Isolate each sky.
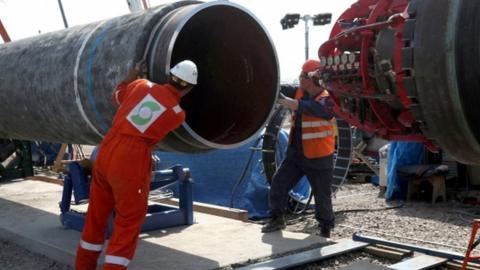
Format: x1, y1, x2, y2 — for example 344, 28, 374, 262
0, 0, 353, 82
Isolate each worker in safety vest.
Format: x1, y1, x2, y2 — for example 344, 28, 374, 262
75, 60, 198, 270
262, 59, 335, 238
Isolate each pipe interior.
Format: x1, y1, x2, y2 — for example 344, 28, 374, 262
171, 5, 278, 145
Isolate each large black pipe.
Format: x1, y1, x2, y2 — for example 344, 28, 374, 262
411, 0, 480, 164
0, 1, 279, 153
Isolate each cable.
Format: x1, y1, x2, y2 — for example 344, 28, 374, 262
459, 213, 476, 224
229, 137, 262, 208
334, 203, 404, 214
298, 203, 404, 216
334, 191, 380, 199
288, 191, 313, 215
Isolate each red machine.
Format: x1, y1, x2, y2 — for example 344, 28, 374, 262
318, 0, 480, 165
0, 18, 11, 42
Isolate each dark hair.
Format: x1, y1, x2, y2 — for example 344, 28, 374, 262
169, 75, 191, 90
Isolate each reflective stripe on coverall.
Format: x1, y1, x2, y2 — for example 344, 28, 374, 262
75, 79, 185, 270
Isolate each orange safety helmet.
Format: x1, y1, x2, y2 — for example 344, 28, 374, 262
302, 59, 321, 73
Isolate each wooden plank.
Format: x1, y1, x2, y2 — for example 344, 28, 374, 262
235, 239, 369, 270
375, 244, 414, 255
389, 255, 448, 270
353, 149, 379, 175
364, 246, 411, 261
25, 175, 63, 186
341, 260, 390, 270
52, 144, 68, 172
446, 260, 480, 270
23, 176, 248, 222
162, 198, 249, 222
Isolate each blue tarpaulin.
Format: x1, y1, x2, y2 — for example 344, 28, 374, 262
30, 142, 63, 166
385, 141, 425, 200
154, 130, 310, 219
89, 130, 310, 219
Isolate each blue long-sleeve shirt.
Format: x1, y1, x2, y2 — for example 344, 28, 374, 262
280, 85, 334, 120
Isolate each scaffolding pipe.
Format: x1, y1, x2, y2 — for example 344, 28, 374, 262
0, 1, 279, 153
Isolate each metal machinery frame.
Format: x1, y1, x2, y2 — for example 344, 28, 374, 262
319, 0, 427, 145
0, 18, 10, 43
0, 19, 34, 182
318, 0, 480, 165
0, 140, 33, 181
353, 233, 465, 261
60, 164, 193, 234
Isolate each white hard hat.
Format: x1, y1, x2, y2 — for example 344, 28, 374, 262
170, 60, 198, 85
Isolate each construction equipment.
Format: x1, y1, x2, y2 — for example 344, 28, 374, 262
1, 0, 479, 166
317, 0, 480, 165
60, 163, 193, 233
0, 18, 10, 42
462, 219, 480, 269
0, 140, 33, 181
0, 1, 279, 153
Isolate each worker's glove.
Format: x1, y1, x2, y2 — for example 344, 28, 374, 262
277, 93, 298, 110
134, 60, 148, 78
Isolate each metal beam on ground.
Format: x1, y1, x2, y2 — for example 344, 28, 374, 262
389, 255, 448, 270
353, 233, 465, 261
235, 239, 369, 270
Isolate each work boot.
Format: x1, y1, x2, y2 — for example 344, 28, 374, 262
261, 215, 286, 233
319, 227, 331, 238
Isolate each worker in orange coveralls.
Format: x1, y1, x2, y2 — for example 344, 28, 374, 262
75, 59, 198, 270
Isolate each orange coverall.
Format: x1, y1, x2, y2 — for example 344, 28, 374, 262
75, 79, 185, 270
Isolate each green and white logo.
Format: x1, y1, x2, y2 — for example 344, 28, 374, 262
127, 94, 165, 133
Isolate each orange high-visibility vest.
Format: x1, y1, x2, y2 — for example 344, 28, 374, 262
290, 89, 335, 158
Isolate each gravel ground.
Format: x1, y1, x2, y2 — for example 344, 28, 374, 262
289, 182, 473, 253
0, 182, 476, 269
283, 182, 474, 269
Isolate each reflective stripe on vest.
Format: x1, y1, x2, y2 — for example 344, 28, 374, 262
302, 120, 331, 128
105, 255, 130, 266
291, 88, 335, 158
79, 240, 103, 252
302, 130, 334, 140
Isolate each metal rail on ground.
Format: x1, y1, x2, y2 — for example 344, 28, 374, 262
231, 234, 472, 270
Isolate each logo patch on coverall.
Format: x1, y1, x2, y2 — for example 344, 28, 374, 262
127, 94, 165, 133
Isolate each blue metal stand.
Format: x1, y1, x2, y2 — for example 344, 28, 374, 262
60, 164, 194, 234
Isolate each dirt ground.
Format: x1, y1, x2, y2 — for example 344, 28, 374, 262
0, 181, 475, 269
